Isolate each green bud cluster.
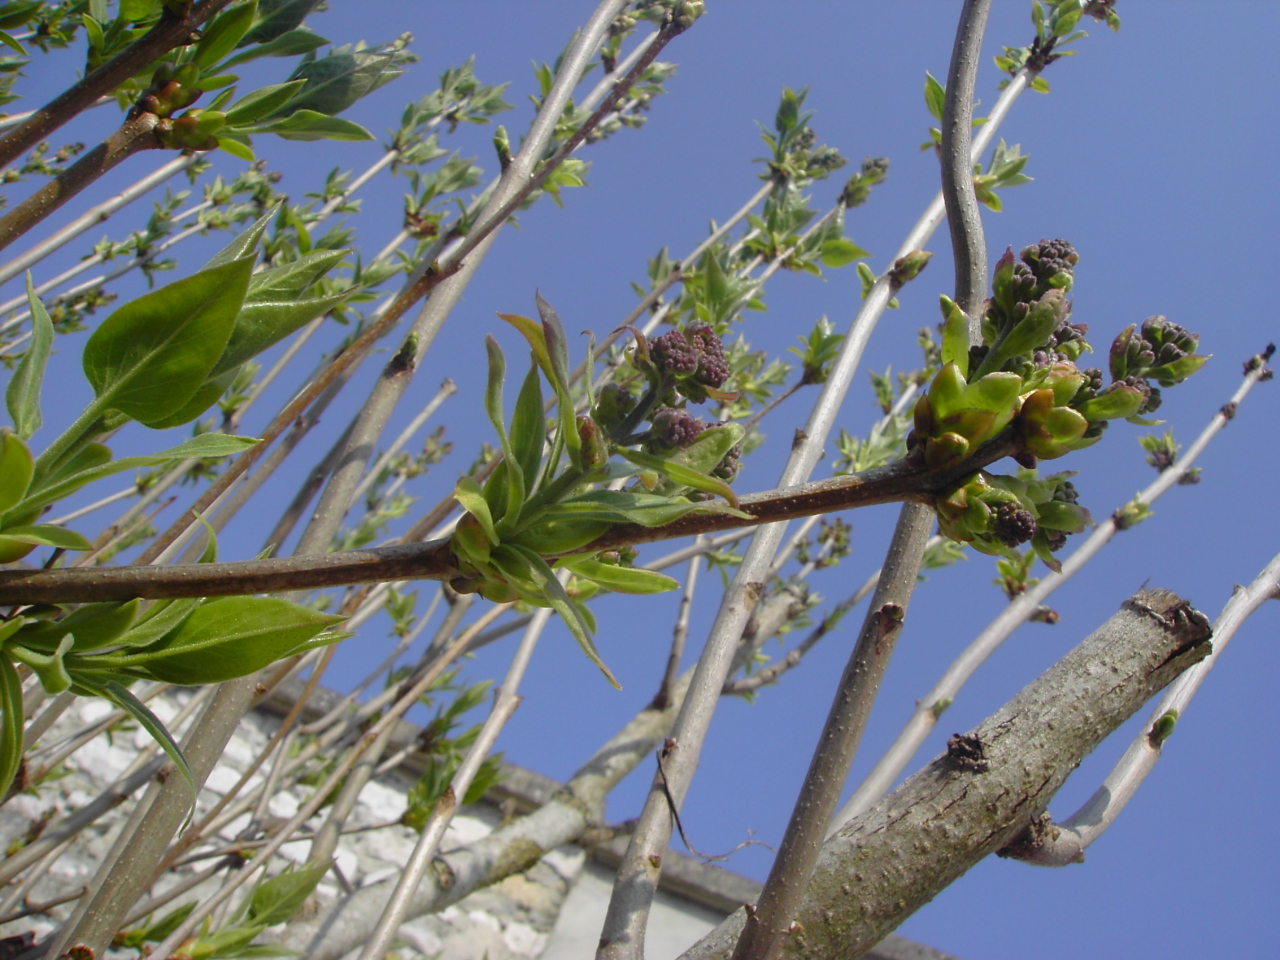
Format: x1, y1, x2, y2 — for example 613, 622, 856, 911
839, 156, 890, 208
136, 62, 203, 119
935, 470, 1091, 571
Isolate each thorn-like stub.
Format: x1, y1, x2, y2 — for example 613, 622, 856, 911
997, 811, 1060, 860
946, 732, 990, 772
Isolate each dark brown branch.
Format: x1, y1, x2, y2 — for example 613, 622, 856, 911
0, 0, 233, 170
0, 115, 162, 253
680, 588, 1214, 959
0, 437, 1016, 605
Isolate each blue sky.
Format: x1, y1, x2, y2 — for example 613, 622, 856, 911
11, 2, 1280, 958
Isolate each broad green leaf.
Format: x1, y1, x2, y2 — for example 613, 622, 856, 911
276, 40, 411, 117
239, 109, 374, 141
110, 596, 342, 685
77, 676, 196, 812
486, 544, 544, 602
212, 291, 349, 378
194, 0, 257, 69
455, 476, 499, 546
204, 206, 275, 270
142, 367, 238, 430
509, 543, 619, 689
510, 362, 545, 492
0, 656, 24, 799
0, 431, 33, 515
245, 248, 346, 302
616, 447, 740, 507
224, 79, 307, 126
563, 558, 678, 595
0, 524, 91, 551
8, 274, 53, 438
17, 434, 259, 515
247, 859, 332, 927
83, 257, 254, 426
556, 489, 749, 526
509, 516, 611, 555
16, 599, 140, 653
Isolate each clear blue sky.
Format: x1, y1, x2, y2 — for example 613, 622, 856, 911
13, 2, 1280, 958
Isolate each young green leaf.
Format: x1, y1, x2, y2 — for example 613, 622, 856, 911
238, 109, 374, 141
9, 634, 73, 694
508, 543, 620, 689
455, 475, 499, 546
82, 257, 255, 426
78, 676, 196, 812
7, 274, 53, 439
562, 558, 678, 595
616, 447, 740, 507
224, 27, 328, 69
0, 656, 24, 800
15, 599, 140, 653
510, 361, 546, 493
246, 860, 332, 927
223, 79, 307, 126
0, 524, 92, 552
483, 336, 525, 533
0, 431, 34, 515
924, 71, 946, 121
16, 434, 260, 516
108, 596, 343, 685
194, 0, 258, 69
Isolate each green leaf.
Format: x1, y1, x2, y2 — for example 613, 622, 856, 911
562, 558, 677, 595
237, 109, 374, 142
924, 71, 946, 121
224, 79, 307, 126
616, 447, 740, 508
1076, 385, 1146, 422
16, 434, 259, 516
0, 431, 34, 515
115, 598, 202, 649
534, 292, 579, 469
510, 361, 545, 494
205, 206, 276, 269
224, 27, 327, 68
108, 597, 342, 685
939, 294, 970, 376
8, 274, 53, 439
247, 860, 331, 927
142, 368, 239, 430
0, 524, 92, 551
555, 489, 748, 527
9, 635, 73, 693
214, 291, 349, 378
83, 257, 254, 426
455, 476, 499, 547
240, 0, 326, 46
818, 237, 869, 269
78, 676, 196, 812
0, 656, 24, 799
119, 0, 158, 21
217, 135, 257, 161
508, 544, 619, 689
483, 336, 525, 532
194, 0, 258, 69
15, 599, 140, 653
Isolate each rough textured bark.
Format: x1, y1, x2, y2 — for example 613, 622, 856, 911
679, 588, 1213, 960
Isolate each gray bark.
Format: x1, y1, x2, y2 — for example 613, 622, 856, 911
679, 588, 1213, 960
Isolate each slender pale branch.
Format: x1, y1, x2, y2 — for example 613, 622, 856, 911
0, 0, 233, 169
833, 347, 1275, 827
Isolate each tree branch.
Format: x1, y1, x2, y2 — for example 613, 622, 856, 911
679, 588, 1214, 960
0, 0, 232, 170
0, 437, 1017, 605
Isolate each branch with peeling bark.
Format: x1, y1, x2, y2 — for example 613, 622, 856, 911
679, 588, 1214, 960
